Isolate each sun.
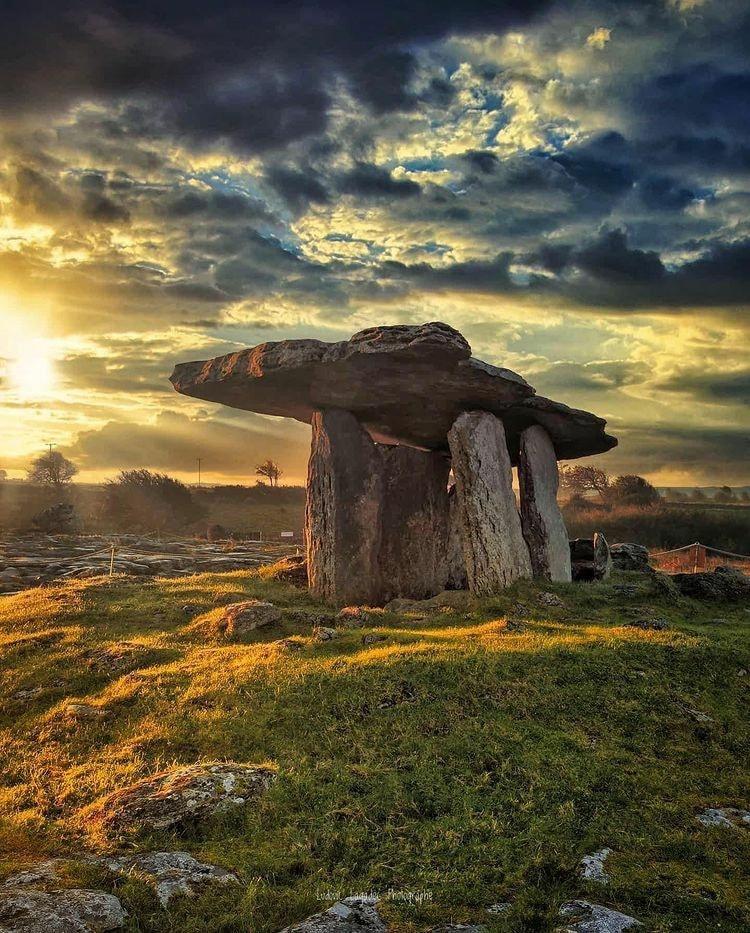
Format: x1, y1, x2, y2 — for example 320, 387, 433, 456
7, 344, 57, 399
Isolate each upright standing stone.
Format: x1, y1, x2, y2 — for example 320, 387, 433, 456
447, 411, 532, 594
518, 424, 572, 581
446, 485, 468, 590
377, 446, 451, 602
306, 409, 382, 605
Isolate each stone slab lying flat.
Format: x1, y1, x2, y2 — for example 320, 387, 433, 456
171, 322, 616, 459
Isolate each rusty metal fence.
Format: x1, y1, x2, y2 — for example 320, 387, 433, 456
650, 542, 750, 575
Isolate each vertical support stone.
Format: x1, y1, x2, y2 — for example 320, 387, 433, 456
447, 410, 532, 594
305, 408, 382, 605
377, 446, 451, 602
446, 484, 468, 590
517, 424, 572, 582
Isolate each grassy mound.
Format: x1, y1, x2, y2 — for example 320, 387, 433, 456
0, 569, 748, 931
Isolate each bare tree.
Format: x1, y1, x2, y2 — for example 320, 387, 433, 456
255, 458, 283, 487
27, 450, 78, 488
559, 464, 610, 502
0, 469, 7, 482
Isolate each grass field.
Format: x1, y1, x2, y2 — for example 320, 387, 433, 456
0, 568, 748, 931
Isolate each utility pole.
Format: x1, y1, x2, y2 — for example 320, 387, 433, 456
196, 457, 202, 488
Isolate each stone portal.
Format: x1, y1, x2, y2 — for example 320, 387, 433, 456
171, 321, 617, 604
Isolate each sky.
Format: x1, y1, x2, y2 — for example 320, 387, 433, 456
0, 0, 748, 486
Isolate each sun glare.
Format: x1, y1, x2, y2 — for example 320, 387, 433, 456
7, 344, 57, 399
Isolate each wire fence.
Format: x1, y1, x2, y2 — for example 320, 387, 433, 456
649, 542, 750, 575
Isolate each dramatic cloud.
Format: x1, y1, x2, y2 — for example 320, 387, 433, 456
1, 0, 749, 484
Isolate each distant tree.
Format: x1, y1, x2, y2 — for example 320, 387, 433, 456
609, 474, 661, 506
0, 469, 6, 482
670, 490, 685, 501
255, 458, 283, 487
103, 470, 204, 531
691, 488, 706, 501
741, 491, 750, 503
715, 485, 735, 503
27, 450, 78, 488
559, 465, 610, 501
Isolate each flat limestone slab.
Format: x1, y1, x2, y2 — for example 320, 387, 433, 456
448, 410, 532, 594
518, 424, 572, 582
170, 322, 616, 459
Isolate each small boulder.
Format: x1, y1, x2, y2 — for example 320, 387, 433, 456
697, 807, 750, 828
362, 633, 387, 645
673, 566, 749, 601
279, 895, 386, 932
557, 900, 641, 931
610, 544, 650, 572
538, 591, 564, 608
87, 761, 276, 838
0, 887, 126, 932
626, 617, 670, 631
338, 606, 377, 626
313, 626, 339, 642
213, 600, 281, 639
580, 848, 612, 883
103, 851, 238, 908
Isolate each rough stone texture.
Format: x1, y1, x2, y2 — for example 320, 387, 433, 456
306, 409, 384, 606
557, 900, 641, 932
518, 425, 571, 581
580, 848, 613, 883
697, 807, 750, 828
610, 544, 650, 572
0, 888, 126, 932
171, 322, 616, 460
279, 896, 387, 932
673, 566, 750, 600
103, 851, 238, 908
447, 411, 532, 595
446, 486, 468, 590
306, 409, 453, 605
215, 600, 282, 637
570, 533, 612, 582
88, 762, 276, 838
377, 445, 451, 603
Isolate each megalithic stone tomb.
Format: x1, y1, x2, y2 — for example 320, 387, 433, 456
170, 322, 616, 604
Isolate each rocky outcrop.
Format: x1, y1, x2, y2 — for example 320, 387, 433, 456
171, 322, 616, 459
557, 900, 641, 931
579, 848, 613, 883
696, 807, 750, 828
610, 543, 650, 572
215, 600, 282, 637
518, 425, 572, 582
88, 762, 276, 838
448, 411, 531, 594
279, 896, 387, 932
103, 851, 238, 907
0, 885, 125, 932
570, 533, 612, 582
673, 566, 750, 600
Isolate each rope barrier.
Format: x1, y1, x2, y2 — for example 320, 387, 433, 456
651, 541, 750, 560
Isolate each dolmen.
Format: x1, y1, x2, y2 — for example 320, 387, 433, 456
171, 322, 617, 605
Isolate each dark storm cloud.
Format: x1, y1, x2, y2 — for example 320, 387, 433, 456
656, 369, 750, 404
265, 166, 330, 214
0, 0, 550, 152
338, 164, 421, 199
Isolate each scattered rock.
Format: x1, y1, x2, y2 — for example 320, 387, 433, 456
65, 703, 107, 721
610, 544, 650, 572
580, 848, 612, 884
103, 851, 238, 908
88, 761, 276, 837
684, 706, 714, 723
610, 584, 640, 599
557, 900, 641, 932
570, 533, 611, 582
486, 903, 511, 914
429, 926, 488, 932
705, 617, 729, 625
278, 638, 305, 651
313, 626, 339, 642
2, 861, 62, 887
362, 633, 387, 645
538, 591, 565, 608
338, 606, 377, 626
0, 887, 126, 932
673, 566, 750, 601
385, 590, 470, 614
181, 603, 199, 616
500, 618, 527, 633
626, 617, 670, 631
271, 555, 308, 587
279, 895, 386, 932
696, 807, 750, 828
84, 643, 152, 676
212, 600, 282, 639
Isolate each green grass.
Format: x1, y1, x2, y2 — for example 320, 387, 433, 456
0, 569, 748, 931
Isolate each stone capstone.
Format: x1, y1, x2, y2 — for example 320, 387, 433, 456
88, 762, 276, 838
171, 322, 616, 459
279, 895, 387, 932
448, 411, 531, 594
102, 851, 238, 908
518, 425, 572, 582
